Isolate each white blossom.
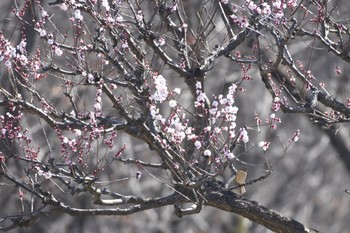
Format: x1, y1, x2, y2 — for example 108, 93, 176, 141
74, 129, 82, 136
63, 137, 69, 144
60, 3, 68, 10
239, 128, 249, 143
102, 0, 110, 11
41, 10, 48, 18
173, 88, 181, 95
169, 100, 177, 108
74, 10, 83, 20
258, 141, 270, 151
151, 75, 168, 103
94, 102, 102, 111
194, 140, 202, 149
54, 47, 63, 56
204, 149, 212, 156
225, 151, 234, 159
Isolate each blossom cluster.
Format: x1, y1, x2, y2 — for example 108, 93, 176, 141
150, 74, 169, 103
0, 33, 23, 67
0, 109, 41, 161
230, 0, 299, 28
149, 80, 245, 164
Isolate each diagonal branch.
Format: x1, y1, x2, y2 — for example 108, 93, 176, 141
205, 190, 318, 233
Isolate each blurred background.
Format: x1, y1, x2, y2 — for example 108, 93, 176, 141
1, 1, 350, 233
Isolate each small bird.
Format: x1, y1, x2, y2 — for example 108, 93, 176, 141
234, 167, 247, 195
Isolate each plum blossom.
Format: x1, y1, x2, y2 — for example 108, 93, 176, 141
38, 28, 46, 37
157, 37, 165, 46
17, 40, 26, 54
74, 10, 83, 20
38, 169, 52, 179
224, 150, 235, 159
102, 0, 110, 11
60, 3, 68, 10
247, 0, 257, 11
271, 0, 287, 19
158, 115, 186, 144
48, 39, 54, 45
194, 140, 202, 149
62, 136, 69, 144
54, 47, 63, 56
151, 75, 168, 103
41, 10, 48, 18
17, 54, 28, 66
169, 100, 177, 108
136, 11, 143, 22
149, 105, 159, 118
204, 149, 211, 156
173, 88, 181, 95
291, 129, 300, 142
258, 141, 270, 151
209, 106, 217, 115
74, 129, 82, 136
287, 0, 298, 7
272, 97, 281, 111
228, 83, 237, 94
195, 81, 202, 90
185, 127, 193, 135
194, 92, 208, 108
272, 0, 285, 9
239, 128, 249, 143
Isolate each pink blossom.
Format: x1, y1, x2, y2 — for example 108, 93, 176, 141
247, 0, 257, 11
43, 171, 52, 179
225, 150, 234, 159
239, 128, 249, 143
102, 0, 110, 11
287, 0, 298, 7
261, 3, 271, 16
258, 141, 270, 151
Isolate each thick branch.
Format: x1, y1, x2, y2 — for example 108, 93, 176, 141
205, 190, 318, 233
